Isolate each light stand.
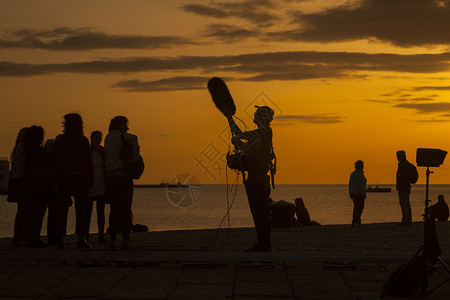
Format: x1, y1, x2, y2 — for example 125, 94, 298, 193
382, 148, 449, 297
421, 165, 450, 295
416, 149, 450, 295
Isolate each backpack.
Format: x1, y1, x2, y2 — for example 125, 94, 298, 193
408, 163, 419, 184
226, 151, 248, 172
119, 134, 144, 180
226, 146, 277, 189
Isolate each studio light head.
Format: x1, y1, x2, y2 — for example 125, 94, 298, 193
416, 148, 447, 167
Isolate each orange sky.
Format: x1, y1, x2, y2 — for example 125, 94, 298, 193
2, 0, 450, 184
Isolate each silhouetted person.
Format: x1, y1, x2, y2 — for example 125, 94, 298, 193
105, 116, 140, 250
8, 127, 29, 247
86, 131, 108, 243
268, 198, 298, 228
44, 139, 55, 154
349, 160, 367, 226
294, 198, 321, 226
396, 150, 415, 225
23, 125, 52, 247
269, 197, 320, 228
227, 105, 274, 252
52, 113, 94, 248
429, 194, 449, 222
43, 138, 59, 245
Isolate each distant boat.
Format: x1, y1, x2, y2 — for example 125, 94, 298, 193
135, 181, 189, 188
366, 185, 391, 193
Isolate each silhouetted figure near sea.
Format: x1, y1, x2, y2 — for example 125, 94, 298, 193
396, 150, 418, 225
429, 194, 449, 222
8, 127, 28, 247
268, 197, 320, 228
349, 160, 367, 226
294, 198, 320, 226
227, 106, 274, 252
105, 116, 140, 250
86, 131, 108, 243
268, 198, 297, 228
52, 113, 94, 249
22, 126, 52, 247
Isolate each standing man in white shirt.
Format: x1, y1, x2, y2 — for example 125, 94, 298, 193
349, 160, 367, 226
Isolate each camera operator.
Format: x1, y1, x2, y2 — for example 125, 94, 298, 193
226, 105, 274, 252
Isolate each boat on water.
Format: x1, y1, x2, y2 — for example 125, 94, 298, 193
366, 185, 391, 193
135, 181, 189, 188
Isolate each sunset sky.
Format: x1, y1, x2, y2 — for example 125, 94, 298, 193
2, 0, 450, 184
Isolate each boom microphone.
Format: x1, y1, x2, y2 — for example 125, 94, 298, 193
207, 77, 236, 118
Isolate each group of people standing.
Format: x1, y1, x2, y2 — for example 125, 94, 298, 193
8, 113, 140, 250
349, 150, 449, 226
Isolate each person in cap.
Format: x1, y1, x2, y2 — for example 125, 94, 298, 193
226, 105, 274, 252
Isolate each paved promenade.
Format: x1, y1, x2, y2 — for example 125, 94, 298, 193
0, 222, 449, 299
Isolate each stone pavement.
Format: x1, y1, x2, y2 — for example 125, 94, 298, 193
0, 221, 449, 299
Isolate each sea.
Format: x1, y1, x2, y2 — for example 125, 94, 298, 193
0, 184, 448, 238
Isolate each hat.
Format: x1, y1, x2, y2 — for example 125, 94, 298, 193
254, 105, 274, 122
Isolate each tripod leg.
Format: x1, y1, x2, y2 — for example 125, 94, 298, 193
426, 257, 450, 295
381, 245, 424, 298
437, 257, 450, 273
427, 278, 450, 295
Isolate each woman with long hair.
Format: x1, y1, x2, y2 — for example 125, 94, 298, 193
51, 113, 93, 248
105, 116, 140, 250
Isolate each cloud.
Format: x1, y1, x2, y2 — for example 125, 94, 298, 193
113, 76, 211, 92
182, 4, 227, 18
414, 119, 450, 123
181, 0, 283, 27
275, 0, 450, 47
0, 27, 195, 51
370, 90, 439, 108
3, 51, 450, 84
411, 97, 435, 101
394, 102, 450, 113
411, 86, 450, 91
275, 114, 344, 124
201, 24, 260, 41
365, 99, 392, 104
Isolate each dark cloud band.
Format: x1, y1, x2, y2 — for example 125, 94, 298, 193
0, 27, 195, 51
275, 114, 344, 124
267, 0, 450, 47
394, 102, 450, 113
113, 76, 211, 92
3, 51, 450, 78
